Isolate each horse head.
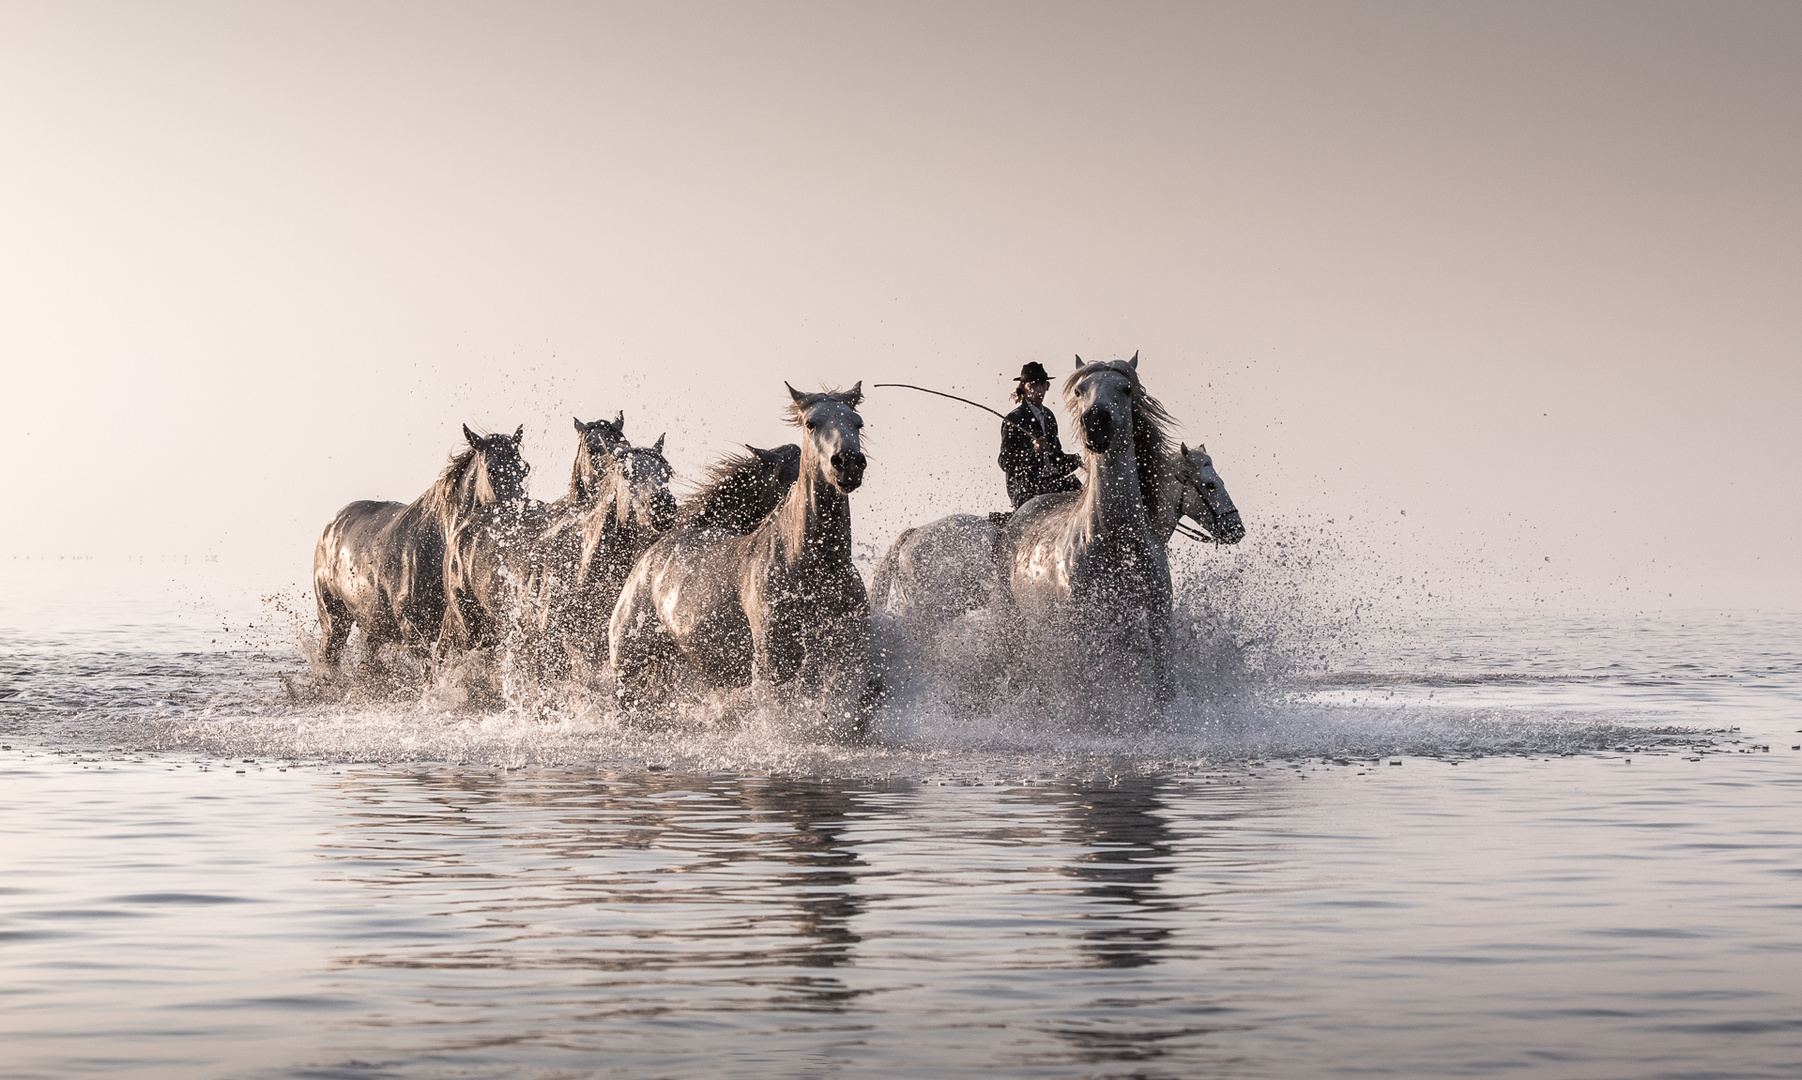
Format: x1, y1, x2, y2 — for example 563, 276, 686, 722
1065, 354, 1180, 526
611, 436, 677, 533
750, 442, 803, 488
1066, 355, 1139, 455
570, 412, 628, 500
786, 382, 866, 493
575, 412, 627, 459
1173, 442, 1245, 544
461, 423, 531, 507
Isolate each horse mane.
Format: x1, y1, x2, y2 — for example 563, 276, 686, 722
568, 445, 604, 503
566, 414, 626, 503
1064, 360, 1177, 527
676, 445, 800, 532
424, 445, 482, 536
568, 438, 622, 504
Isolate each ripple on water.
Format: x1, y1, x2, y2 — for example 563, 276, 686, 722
3, 576, 1801, 1077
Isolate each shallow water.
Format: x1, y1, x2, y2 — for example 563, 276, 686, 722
2, 559, 1800, 1078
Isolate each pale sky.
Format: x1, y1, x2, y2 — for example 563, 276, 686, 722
3, 1, 1798, 609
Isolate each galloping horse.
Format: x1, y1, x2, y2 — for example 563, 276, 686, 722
609, 385, 871, 727
314, 425, 530, 671
523, 434, 676, 669
436, 416, 675, 672
873, 432, 1242, 626
992, 355, 1178, 685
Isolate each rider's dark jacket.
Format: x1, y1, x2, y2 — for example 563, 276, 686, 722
999, 400, 1083, 508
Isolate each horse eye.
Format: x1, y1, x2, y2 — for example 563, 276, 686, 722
806, 421, 817, 430
1203, 481, 1216, 491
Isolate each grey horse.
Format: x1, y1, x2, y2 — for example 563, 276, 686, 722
524, 434, 677, 671
608, 384, 873, 733
313, 425, 529, 672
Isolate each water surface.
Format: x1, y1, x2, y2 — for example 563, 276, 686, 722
2, 559, 1799, 1078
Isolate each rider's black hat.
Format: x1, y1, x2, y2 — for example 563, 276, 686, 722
1014, 361, 1052, 384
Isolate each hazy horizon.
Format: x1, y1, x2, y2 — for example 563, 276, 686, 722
4, 1, 1798, 611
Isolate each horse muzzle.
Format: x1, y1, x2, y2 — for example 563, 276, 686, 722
1081, 407, 1113, 453
1215, 510, 1246, 544
831, 450, 866, 492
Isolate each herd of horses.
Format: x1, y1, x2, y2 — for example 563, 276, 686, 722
311, 356, 1244, 737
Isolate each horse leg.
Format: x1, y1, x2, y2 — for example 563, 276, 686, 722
356, 627, 389, 682
533, 631, 575, 682
360, 598, 412, 688
747, 616, 775, 691
840, 609, 881, 742
1147, 606, 1174, 706
519, 577, 569, 682
610, 606, 674, 707
316, 585, 353, 668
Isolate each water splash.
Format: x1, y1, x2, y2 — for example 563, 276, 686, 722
2, 525, 1754, 776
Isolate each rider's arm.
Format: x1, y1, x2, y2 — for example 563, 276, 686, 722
998, 419, 1035, 478
1045, 449, 1082, 478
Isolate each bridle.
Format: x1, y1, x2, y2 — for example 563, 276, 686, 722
1172, 520, 1217, 544
1172, 469, 1228, 545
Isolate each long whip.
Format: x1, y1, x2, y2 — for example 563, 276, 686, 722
871, 382, 1039, 437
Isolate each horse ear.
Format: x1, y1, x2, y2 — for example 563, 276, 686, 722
512, 425, 524, 443
786, 382, 807, 404
747, 444, 776, 462
1180, 441, 1189, 455
613, 410, 624, 427
573, 416, 586, 432
463, 423, 481, 448
843, 381, 862, 406
653, 433, 665, 454
1126, 351, 1139, 370
1073, 354, 1083, 368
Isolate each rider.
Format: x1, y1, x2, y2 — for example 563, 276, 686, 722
998, 361, 1083, 508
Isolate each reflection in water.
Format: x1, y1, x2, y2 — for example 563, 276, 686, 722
289, 768, 1299, 1078
1026, 777, 1254, 1071
320, 771, 874, 1015
1053, 777, 1179, 970
740, 780, 866, 972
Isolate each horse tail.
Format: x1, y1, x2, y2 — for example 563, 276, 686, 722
871, 528, 916, 613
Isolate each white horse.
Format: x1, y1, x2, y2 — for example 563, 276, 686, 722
989, 356, 1176, 686
873, 417, 1242, 627
608, 383, 874, 732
